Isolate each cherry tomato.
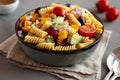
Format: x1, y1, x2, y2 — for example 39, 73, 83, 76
96, 0, 110, 12
78, 24, 96, 38
53, 7, 66, 17
105, 7, 119, 21
46, 27, 58, 39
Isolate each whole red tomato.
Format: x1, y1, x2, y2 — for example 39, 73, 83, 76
96, 0, 110, 12
53, 7, 66, 17
105, 7, 119, 21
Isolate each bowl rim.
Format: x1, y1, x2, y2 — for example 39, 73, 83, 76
15, 7, 104, 55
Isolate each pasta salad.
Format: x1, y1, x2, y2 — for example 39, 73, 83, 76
17, 3, 103, 51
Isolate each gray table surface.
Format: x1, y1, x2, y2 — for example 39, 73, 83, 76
0, 0, 120, 80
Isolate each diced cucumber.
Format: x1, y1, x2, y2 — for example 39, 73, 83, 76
70, 34, 83, 45
52, 16, 64, 30
47, 35, 55, 43
52, 23, 63, 30
52, 16, 64, 24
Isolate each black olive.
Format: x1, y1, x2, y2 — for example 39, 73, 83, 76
22, 29, 28, 36
62, 38, 71, 46
78, 16, 85, 25
65, 3, 71, 7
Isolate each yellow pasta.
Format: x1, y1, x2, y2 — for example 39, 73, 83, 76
91, 23, 95, 27
82, 37, 90, 43
50, 3, 72, 12
82, 37, 95, 42
53, 45, 76, 51
77, 38, 95, 49
40, 21, 52, 30
68, 28, 77, 37
84, 13, 92, 25
87, 11, 103, 28
39, 7, 53, 17
42, 13, 52, 17
67, 13, 81, 26
24, 35, 45, 44
37, 17, 51, 28
36, 42, 55, 50
77, 42, 90, 49
29, 26, 48, 38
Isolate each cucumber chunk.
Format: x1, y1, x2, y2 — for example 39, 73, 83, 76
52, 16, 64, 30
52, 16, 64, 24
70, 34, 83, 45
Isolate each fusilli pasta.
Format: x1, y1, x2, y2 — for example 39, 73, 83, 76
24, 35, 45, 44
87, 11, 103, 28
39, 7, 53, 17
67, 13, 81, 26
36, 42, 55, 50
53, 45, 76, 51
29, 26, 48, 38
40, 21, 52, 30
50, 3, 72, 12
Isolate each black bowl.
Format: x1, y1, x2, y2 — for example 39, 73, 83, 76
15, 7, 104, 66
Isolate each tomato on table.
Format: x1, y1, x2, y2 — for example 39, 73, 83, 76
96, 0, 110, 12
78, 24, 96, 38
105, 7, 119, 21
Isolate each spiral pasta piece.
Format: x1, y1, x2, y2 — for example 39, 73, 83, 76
40, 21, 52, 30
53, 45, 76, 51
77, 38, 95, 49
24, 35, 45, 44
50, 3, 72, 12
87, 11, 103, 28
36, 43, 55, 50
67, 13, 81, 26
84, 13, 92, 25
39, 7, 53, 17
29, 26, 48, 38
82, 37, 89, 43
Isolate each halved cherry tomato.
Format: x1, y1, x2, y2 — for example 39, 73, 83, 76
46, 27, 58, 39
53, 7, 66, 17
78, 24, 96, 38
105, 7, 119, 21
96, 0, 110, 12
